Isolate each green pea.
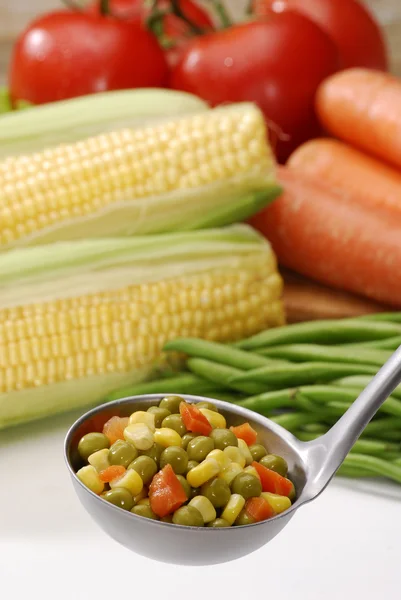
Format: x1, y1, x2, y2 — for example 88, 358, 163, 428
161, 515, 173, 523
128, 455, 158, 484
108, 440, 138, 468
159, 395, 184, 414
131, 505, 158, 520
201, 478, 231, 508
78, 432, 110, 461
161, 414, 187, 436
207, 518, 230, 528
176, 474, 192, 500
209, 428, 238, 450
187, 436, 214, 462
173, 506, 204, 527
235, 509, 255, 526
196, 401, 218, 412
259, 454, 288, 477
160, 446, 188, 475
102, 488, 134, 511
186, 460, 199, 473
141, 443, 164, 464
231, 473, 262, 500
249, 444, 268, 462
147, 406, 171, 428
181, 432, 197, 450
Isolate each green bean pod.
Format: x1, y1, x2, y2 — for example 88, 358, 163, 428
333, 376, 401, 400
256, 344, 391, 367
229, 361, 377, 389
186, 358, 265, 395
341, 336, 401, 350
236, 318, 401, 349
163, 338, 274, 370
358, 313, 401, 323
236, 389, 295, 415
337, 465, 376, 478
342, 454, 401, 484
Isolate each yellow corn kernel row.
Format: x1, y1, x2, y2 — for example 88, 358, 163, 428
0, 254, 281, 397
0, 103, 274, 249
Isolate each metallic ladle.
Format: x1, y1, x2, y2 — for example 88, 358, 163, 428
64, 345, 401, 566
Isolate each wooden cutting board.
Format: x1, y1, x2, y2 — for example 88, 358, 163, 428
282, 269, 390, 323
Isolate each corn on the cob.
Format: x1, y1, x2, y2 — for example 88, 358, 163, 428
0, 88, 208, 159
0, 225, 284, 430
0, 103, 280, 251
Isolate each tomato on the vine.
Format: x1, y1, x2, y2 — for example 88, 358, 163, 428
9, 10, 169, 105
170, 12, 340, 162
88, 0, 214, 65
253, 0, 388, 71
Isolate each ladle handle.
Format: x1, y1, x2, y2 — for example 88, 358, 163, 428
304, 344, 401, 498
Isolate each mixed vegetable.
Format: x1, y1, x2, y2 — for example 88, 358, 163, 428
76, 396, 296, 527
104, 314, 401, 486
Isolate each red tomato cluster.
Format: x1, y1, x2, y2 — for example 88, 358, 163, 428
8, 0, 388, 161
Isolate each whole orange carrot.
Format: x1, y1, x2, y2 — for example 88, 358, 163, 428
249, 166, 401, 307
316, 68, 401, 169
287, 138, 401, 214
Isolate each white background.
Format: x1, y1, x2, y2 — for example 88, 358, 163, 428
1, 410, 400, 600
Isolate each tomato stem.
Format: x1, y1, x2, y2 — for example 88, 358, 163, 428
62, 0, 82, 10
209, 1, 232, 28
170, 0, 205, 34
100, 0, 110, 15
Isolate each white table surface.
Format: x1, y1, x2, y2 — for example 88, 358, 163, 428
1, 411, 400, 600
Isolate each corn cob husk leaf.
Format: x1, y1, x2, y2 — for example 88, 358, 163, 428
0, 103, 280, 251
0, 225, 284, 429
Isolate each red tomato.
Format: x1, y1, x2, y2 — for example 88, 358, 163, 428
253, 0, 388, 71
170, 13, 340, 162
9, 10, 169, 105
88, 0, 214, 65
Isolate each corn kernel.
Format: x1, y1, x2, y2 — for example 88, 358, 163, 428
110, 469, 143, 496
221, 494, 246, 525
186, 458, 220, 488
124, 423, 154, 450
223, 446, 246, 468
154, 427, 182, 448
206, 449, 231, 470
189, 496, 216, 523
88, 448, 110, 472
76, 465, 104, 495
218, 462, 243, 485
137, 497, 151, 506
129, 410, 155, 432
199, 407, 226, 429
261, 492, 292, 515
238, 439, 253, 466
243, 466, 260, 479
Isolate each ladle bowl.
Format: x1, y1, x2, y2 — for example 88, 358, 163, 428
64, 345, 401, 565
